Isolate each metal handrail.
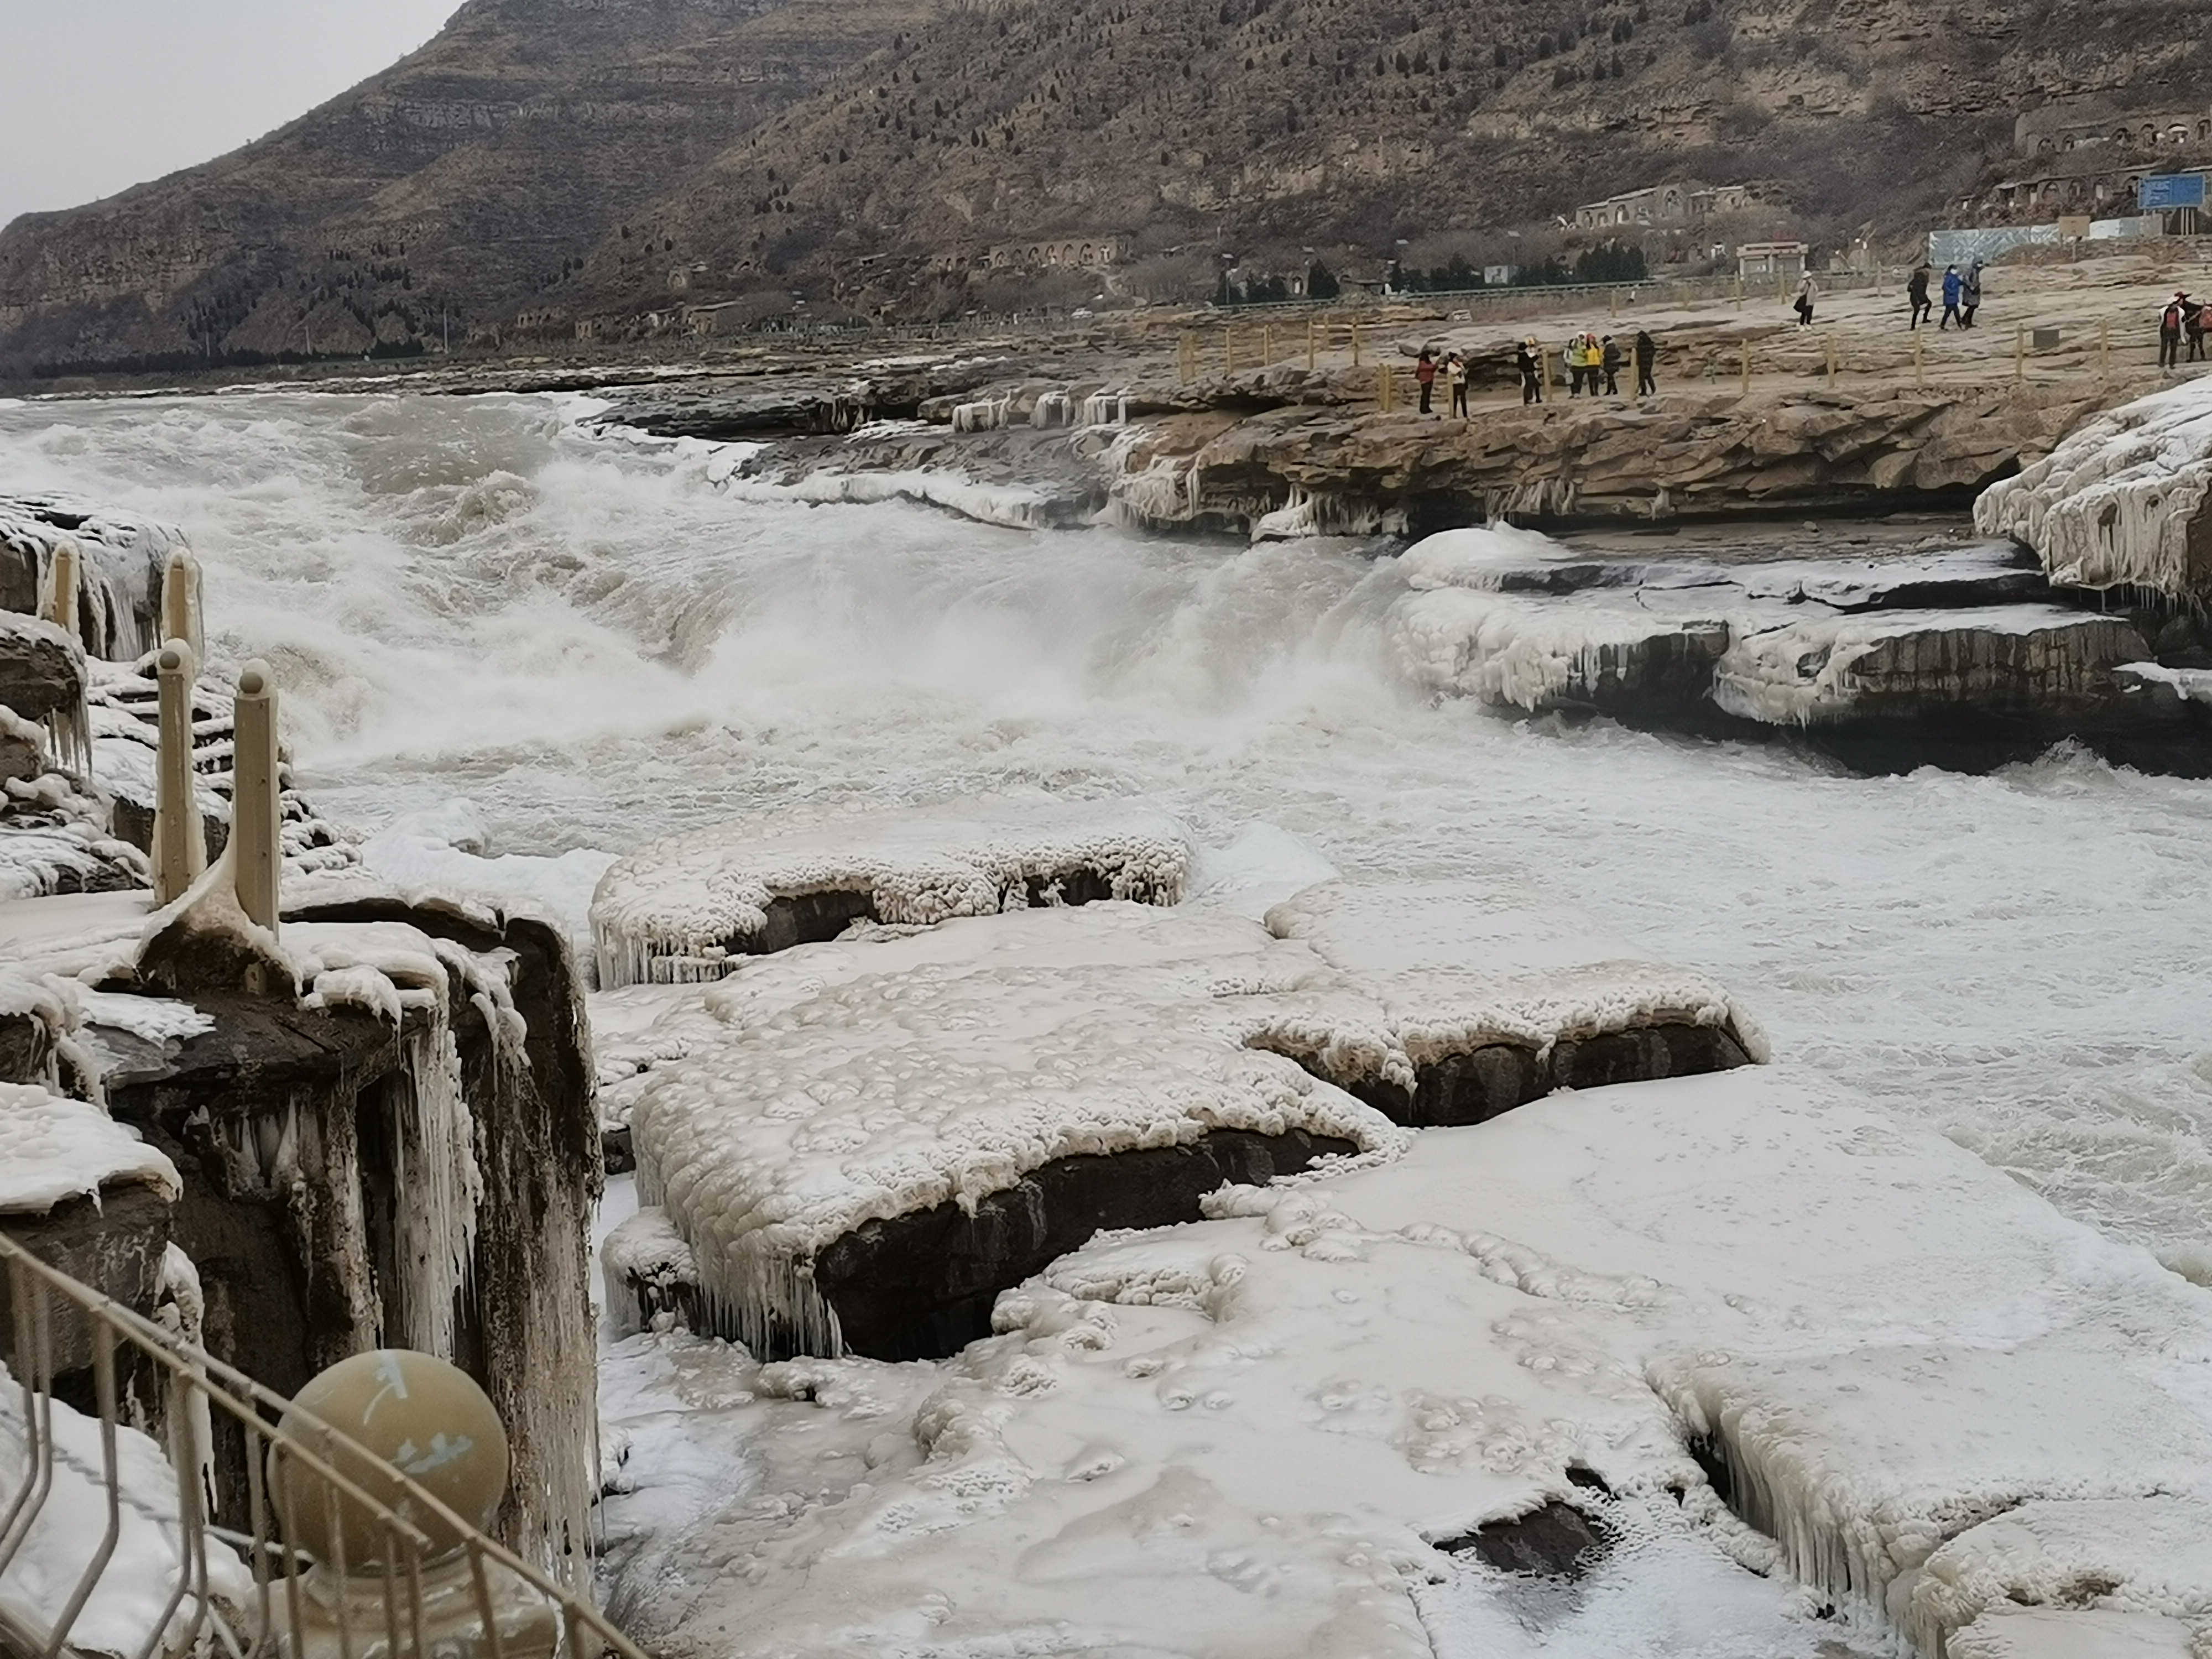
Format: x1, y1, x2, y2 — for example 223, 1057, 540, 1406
0, 1232, 651, 1659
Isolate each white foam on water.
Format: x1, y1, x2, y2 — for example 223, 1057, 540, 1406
3, 389, 2209, 1275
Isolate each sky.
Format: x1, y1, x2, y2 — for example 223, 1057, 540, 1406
0, 0, 463, 228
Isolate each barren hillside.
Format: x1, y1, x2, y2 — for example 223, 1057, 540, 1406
3, 0, 2206, 375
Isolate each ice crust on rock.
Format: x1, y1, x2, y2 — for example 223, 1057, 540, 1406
1711, 606, 2147, 727
1907, 1499, 2212, 1657
1948, 1609, 2202, 1659
590, 794, 1192, 988
0, 493, 179, 662
601, 1065, 2212, 1659
627, 901, 1407, 1355
623, 885, 1762, 1359
1975, 377, 2212, 601
0, 1080, 179, 1213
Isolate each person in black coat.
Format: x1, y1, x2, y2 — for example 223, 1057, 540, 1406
1633, 330, 1657, 397
1515, 338, 1543, 404
1907, 263, 1933, 330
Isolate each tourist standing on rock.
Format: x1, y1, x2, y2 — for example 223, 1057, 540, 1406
2187, 297, 2206, 364
1600, 334, 1623, 395
1908, 263, 1933, 329
2161, 294, 2187, 369
1446, 351, 1469, 416
1793, 273, 1818, 327
1516, 338, 1543, 404
1415, 347, 1438, 415
1940, 264, 1963, 330
1634, 329, 1657, 396
1961, 260, 1984, 329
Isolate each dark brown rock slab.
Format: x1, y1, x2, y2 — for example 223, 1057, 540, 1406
813, 1128, 1357, 1362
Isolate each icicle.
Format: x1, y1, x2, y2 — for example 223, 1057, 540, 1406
388, 1020, 481, 1357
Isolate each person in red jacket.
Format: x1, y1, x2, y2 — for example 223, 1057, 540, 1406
1415, 347, 1438, 415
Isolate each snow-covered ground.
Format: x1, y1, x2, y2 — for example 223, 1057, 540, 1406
6, 391, 2212, 1655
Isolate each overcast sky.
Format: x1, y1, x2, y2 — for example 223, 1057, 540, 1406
0, 0, 463, 228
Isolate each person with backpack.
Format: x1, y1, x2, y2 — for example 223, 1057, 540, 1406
1960, 260, 1984, 329
1415, 347, 1438, 415
2162, 294, 2187, 369
1908, 263, 1933, 329
1600, 334, 1624, 395
1516, 338, 1543, 404
1634, 328, 1657, 396
1940, 264, 1963, 330
1793, 273, 1818, 327
1446, 351, 1469, 416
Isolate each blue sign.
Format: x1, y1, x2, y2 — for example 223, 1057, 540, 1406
2138, 174, 2207, 211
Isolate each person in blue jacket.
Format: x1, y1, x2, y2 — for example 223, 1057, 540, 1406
1940, 264, 1964, 331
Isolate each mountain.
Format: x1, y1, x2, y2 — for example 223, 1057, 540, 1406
4, 0, 2208, 375
0, 0, 925, 374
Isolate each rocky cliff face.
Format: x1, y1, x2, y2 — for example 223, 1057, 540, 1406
0, 0, 925, 374
4, 0, 2208, 375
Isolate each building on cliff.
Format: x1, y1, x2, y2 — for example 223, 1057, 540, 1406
1573, 181, 1753, 231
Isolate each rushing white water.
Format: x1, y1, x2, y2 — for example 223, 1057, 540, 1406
3, 389, 2210, 1282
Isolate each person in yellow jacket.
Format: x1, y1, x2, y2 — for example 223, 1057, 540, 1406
1567, 332, 1601, 397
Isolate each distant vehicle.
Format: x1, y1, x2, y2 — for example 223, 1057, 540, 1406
1072, 307, 1094, 318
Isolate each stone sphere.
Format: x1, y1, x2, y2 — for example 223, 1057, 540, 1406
272, 1349, 509, 1571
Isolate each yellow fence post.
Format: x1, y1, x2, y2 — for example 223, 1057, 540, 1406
1351, 322, 1362, 368
1735, 273, 1744, 308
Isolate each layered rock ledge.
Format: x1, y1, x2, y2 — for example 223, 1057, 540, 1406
1384, 525, 2212, 774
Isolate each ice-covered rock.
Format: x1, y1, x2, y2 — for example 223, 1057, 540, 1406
1257, 881, 1762, 1120
1712, 607, 2149, 728
622, 885, 1761, 1358
1948, 1609, 2200, 1659
1384, 526, 2193, 768
0, 493, 178, 661
1391, 583, 1731, 714
0, 1079, 178, 1215
590, 793, 1192, 988
1907, 1498, 2212, 1656
599, 1065, 2212, 1659
627, 902, 1397, 1359
1975, 378, 2212, 602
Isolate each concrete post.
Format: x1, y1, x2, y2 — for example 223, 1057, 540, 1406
1825, 335, 1837, 388
1740, 341, 1752, 397
1180, 332, 1194, 384
1307, 318, 1317, 372
2015, 324, 2025, 384
1224, 328, 1235, 377
2100, 320, 2111, 378
153, 641, 205, 906
160, 550, 204, 661
231, 661, 281, 935
1261, 324, 1272, 365
1913, 331, 1925, 389
1350, 322, 1361, 368
42, 542, 79, 641
1378, 363, 1394, 413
